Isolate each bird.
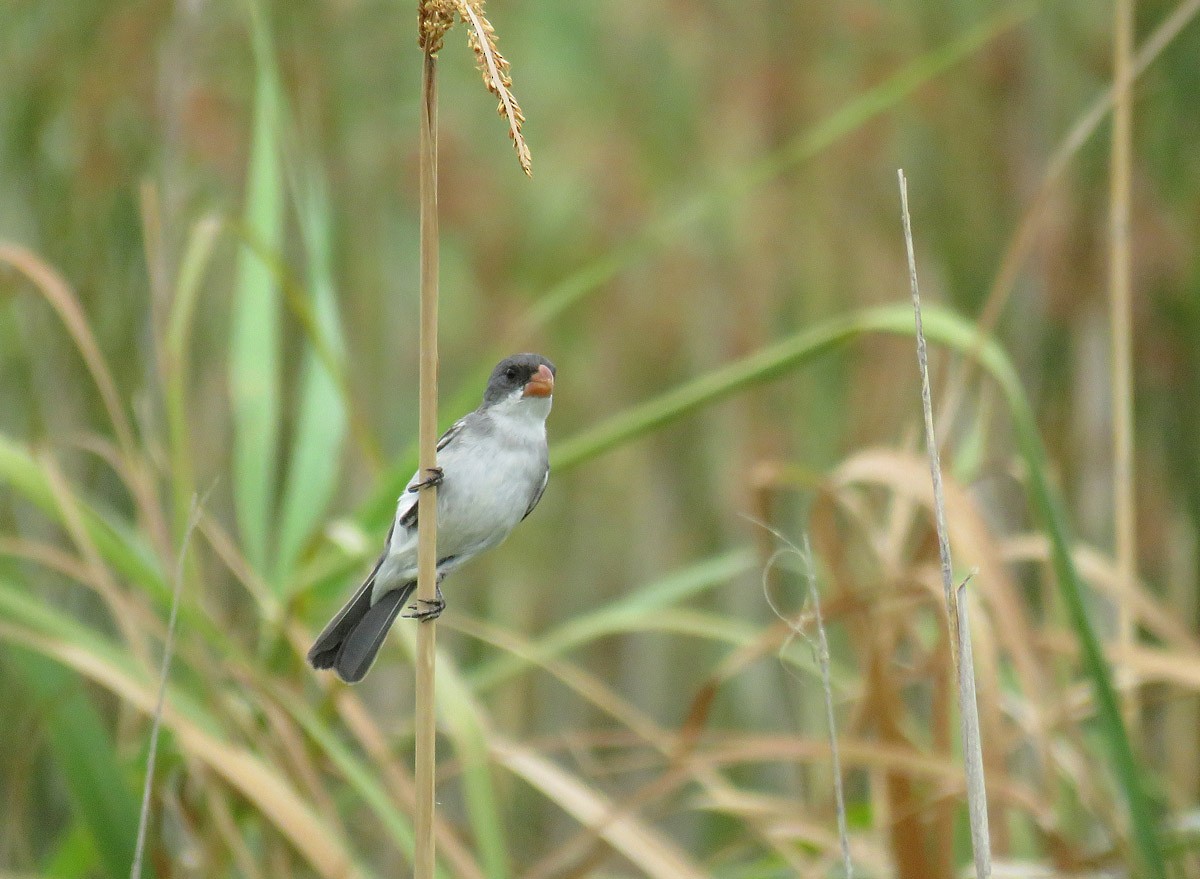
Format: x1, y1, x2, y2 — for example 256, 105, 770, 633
308, 353, 556, 683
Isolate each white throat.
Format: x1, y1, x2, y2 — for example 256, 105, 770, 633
491, 389, 552, 434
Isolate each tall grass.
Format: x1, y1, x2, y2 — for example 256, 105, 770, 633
2, 1, 1199, 877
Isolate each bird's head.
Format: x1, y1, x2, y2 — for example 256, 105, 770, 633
483, 353, 556, 411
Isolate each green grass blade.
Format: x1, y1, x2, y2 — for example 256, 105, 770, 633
552, 311, 866, 471
275, 161, 347, 587
469, 549, 756, 692
11, 650, 139, 879
229, 0, 285, 574
0, 435, 246, 655
437, 665, 510, 879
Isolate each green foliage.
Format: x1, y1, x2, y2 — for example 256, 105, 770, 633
229, 0, 286, 577
12, 650, 139, 879
276, 161, 349, 588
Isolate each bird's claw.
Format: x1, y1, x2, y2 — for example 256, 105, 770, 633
405, 597, 446, 622
404, 583, 445, 622
408, 467, 444, 492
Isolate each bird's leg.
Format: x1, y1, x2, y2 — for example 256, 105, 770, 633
407, 466, 444, 492
405, 579, 446, 622
406, 468, 444, 622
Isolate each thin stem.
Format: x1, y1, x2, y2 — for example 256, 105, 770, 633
800, 536, 853, 879
414, 45, 440, 879
131, 495, 204, 879
1110, 0, 1137, 727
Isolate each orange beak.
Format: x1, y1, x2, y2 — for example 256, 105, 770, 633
522, 363, 555, 398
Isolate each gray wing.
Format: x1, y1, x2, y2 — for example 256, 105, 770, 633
398, 416, 470, 529
520, 466, 549, 522
436, 416, 469, 453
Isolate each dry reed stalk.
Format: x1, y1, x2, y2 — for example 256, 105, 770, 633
413, 38, 441, 879
410, 4, 529, 874
1109, 0, 1137, 729
898, 169, 992, 879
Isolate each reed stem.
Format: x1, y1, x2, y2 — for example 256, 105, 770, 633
414, 45, 440, 879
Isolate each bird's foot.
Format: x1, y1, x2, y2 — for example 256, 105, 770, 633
408, 467, 444, 492
405, 584, 445, 622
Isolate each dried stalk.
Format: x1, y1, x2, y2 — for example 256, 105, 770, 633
898, 169, 992, 879
411, 4, 531, 874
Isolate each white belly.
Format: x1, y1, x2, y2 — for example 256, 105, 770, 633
436, 437, 537, 559
375, 400, 548, 592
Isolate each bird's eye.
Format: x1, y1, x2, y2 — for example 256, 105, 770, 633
505, 367, 518, 381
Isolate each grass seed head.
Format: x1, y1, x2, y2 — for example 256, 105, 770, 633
418, 0, 456, 52
457, 0, 532, 176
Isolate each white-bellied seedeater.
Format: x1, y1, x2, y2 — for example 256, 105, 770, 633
308, 353, 555, 683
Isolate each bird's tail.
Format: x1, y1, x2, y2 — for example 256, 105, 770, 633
307, 577, 416, 683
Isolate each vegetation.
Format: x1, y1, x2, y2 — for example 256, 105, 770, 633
2, 1, 1199, 877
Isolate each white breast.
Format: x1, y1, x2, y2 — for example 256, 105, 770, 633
376, 393, 550, 591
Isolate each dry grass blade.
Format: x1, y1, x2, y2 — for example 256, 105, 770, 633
449, 612, 816, 873
331, 688, 488, 879
691, 737, 1053, 824
0, 245, 174, 560
0, 244, 136, 456
455, 1, 532, 176
205, 785, 266, 879
899, 169, 992, 879
522, 764, 692, 879
1002, 534, 1200, 653
450, 615, 671, 748
491, 736, 708, 879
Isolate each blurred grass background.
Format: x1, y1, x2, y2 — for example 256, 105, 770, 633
2, 1, 1200, 877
